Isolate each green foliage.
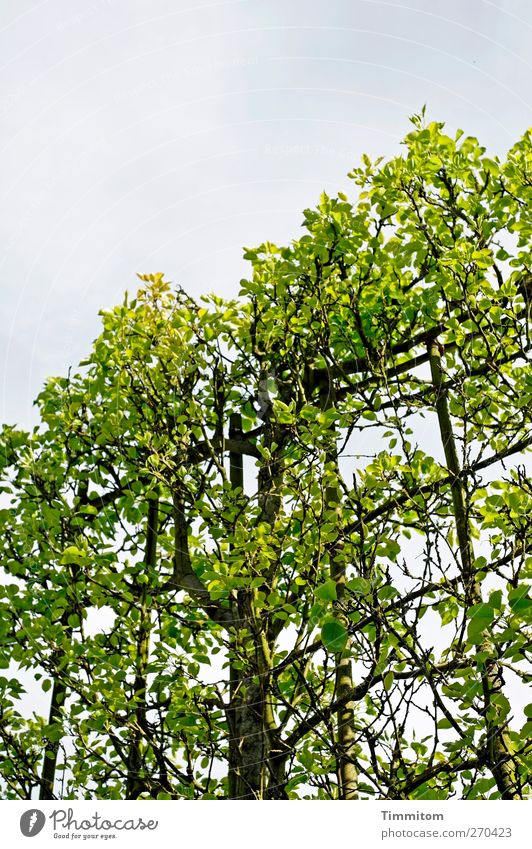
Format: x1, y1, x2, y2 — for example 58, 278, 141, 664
321, 619, 348, 652
0, 117, 531, 800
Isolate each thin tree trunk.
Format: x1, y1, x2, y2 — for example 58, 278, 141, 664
429, 340, 520, 799
39, 673, 66, 800
227, 413, 268, 798
126, 497, 158, 799
39, 605, 74, 801
321, 382, 358, 800
227, 412, 245, 797
227, 412, 282, 799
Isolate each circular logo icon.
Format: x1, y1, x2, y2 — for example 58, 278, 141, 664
20, 809, 46, 837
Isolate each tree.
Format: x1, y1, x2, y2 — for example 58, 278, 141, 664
0, 115, 531, 801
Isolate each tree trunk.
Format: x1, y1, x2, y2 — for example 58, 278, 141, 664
229, 673, 268, 799
321, 382, 358, 800
39, 607, 73, 801
126, 497, 158, 799
227, 412, 282, 799
429, 340, 520, 799
39, 674, 66, 800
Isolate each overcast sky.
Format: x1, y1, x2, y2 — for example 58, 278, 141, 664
1, 0, 531, 429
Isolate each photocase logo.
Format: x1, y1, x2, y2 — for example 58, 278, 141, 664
20, 809, 46, 837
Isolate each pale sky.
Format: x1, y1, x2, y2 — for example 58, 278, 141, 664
1, 0, 532, 428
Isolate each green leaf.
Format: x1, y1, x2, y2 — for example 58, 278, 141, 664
61, 546, 87, 565
383, 670, 394, 691
315, 580, 337, 601
508, 586, 532, 617
346, 577, 371, 596
466, 603, 495, 643
321, 619, 348, 653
